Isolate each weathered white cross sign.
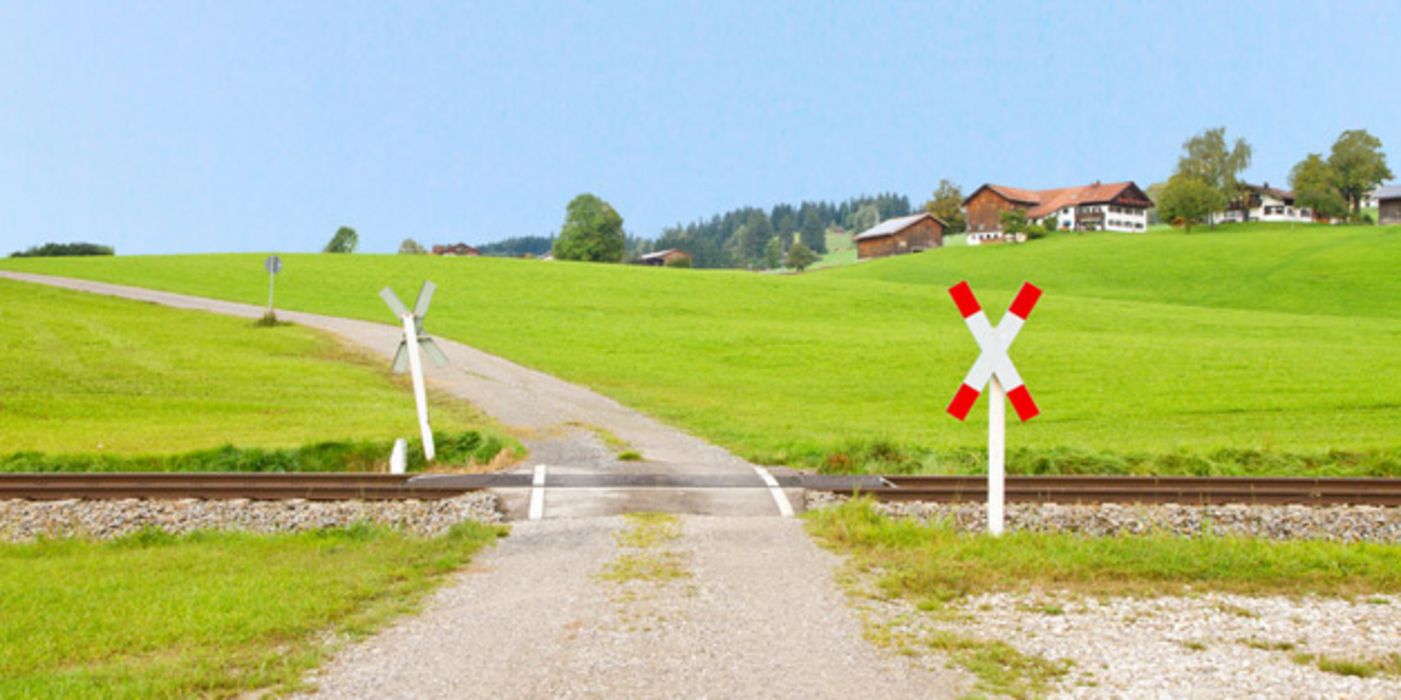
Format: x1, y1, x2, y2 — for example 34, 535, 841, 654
380, 282, 449, 462
946, 280, 1042, 535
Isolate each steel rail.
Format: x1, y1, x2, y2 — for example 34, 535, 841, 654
854, 475, 1401, 506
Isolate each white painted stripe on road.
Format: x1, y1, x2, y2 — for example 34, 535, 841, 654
753, 466, 794, 518
528, 464, 547, 521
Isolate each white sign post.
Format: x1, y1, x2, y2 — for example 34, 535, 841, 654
264, 255, 282, 318
946, 281, 1043, 536
380, 282, 449, 463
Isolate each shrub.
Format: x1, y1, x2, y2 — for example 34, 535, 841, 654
10, 242, 114, 258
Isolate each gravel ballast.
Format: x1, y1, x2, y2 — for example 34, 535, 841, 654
806, 492, 1401, 542
865, 590, 1401, 699
0, 493, 500, 541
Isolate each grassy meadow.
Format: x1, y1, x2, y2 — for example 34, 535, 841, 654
0, 279, 497, 459
0, 523, 503, 698
4, 222, 1399, 475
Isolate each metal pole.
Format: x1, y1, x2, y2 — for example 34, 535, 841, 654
267, 272, 276, 316
402, 314, 435, 462
988, 375, 1005, 536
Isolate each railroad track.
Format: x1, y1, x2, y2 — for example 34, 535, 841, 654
0, 473, 1397, 506
0, 473, 476, 501
855, 475, 1401, 506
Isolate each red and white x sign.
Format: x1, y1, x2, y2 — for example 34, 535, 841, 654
946, 281, 1042, 422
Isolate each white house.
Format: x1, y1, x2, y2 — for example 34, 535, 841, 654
1215, 182, 1317, 224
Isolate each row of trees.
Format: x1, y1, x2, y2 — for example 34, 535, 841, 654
9, 242, 115, 257
652, 193, 910, 269
1155, 127, 1391, 232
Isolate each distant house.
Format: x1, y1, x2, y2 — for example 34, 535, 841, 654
1377, 185, 1401, 225
853, 212, 946, 259
636, 248, 692, 267
963, 181, 1152, 244
1217, 182, 1319, 224
431, 243, 480, 256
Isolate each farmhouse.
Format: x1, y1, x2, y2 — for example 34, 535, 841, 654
853, 212, 946, 259
963, 181, 1152, 244
1377, 185, 1401, 225
431, 243, 480, 256
1216, 182, 1318, 224
636, 248, 693, 267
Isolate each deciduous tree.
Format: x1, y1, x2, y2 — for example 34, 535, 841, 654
1156, 174, 1225, 233
785, 242, 819, 271
552, 194, 625, 262
923, 179, 967, 234
398, 238, 427, 255
1175, 127, 1252, 227
1289, 154, 1348, 220
1327, 129, 1393, 216
323, 226, 358, 253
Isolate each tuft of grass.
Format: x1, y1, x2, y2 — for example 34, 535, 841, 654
1314, 653, 1401, 679
1240, 638, 1296, 652
1179, 640, 1208, 652
867, 619, 1069, 699
0, 522, 505, 697
7, 223, 1401, 476
600, 513, 690, 584
805, 499, 1401, 599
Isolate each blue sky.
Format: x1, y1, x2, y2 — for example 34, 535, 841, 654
2, 1, 1398, 254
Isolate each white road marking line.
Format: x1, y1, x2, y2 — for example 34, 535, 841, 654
753, 466, 794, 518
528, 464, 547, 521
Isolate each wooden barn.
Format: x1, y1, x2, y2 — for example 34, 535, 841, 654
1377, 185, 1401, 225
636, 248, 692, 267
431, 242, 480, 256
853, 213, 946, 259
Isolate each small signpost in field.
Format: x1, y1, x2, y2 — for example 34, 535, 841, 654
379, 282, 449, 462
263, 255, 282, 319
946, 280, 1042, 536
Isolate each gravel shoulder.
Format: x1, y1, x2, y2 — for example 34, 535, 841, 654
299, 516, 969, 699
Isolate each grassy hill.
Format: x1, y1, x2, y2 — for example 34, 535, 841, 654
0, 279, 490, 457
4, 222, 1399, 475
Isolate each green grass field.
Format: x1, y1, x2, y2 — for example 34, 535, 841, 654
0, 523, 503, 698
4, 222, 1399, 474
0, 279, 490, 456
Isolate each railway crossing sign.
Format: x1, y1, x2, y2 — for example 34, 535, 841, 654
946, 280, 1043, 536
380, 282, 449, 462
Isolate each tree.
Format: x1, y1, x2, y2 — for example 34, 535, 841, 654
1145, 181, 1168, 225
398, 238, 427, 255
798, 205, 826, 253
1175, 127, 1252, 227
850, 204, 880, 234
762, 236, 784, 270
9, 242, 114, 258
998, 209, 1028, 242
785, 242, 819, 271
1156, 174, 1225, 232
323, 226, 358, 253
552, 194, 625, 262
1289, 153, 1349, 220
1327, 129, 1393, 216
923, 179, 967, 234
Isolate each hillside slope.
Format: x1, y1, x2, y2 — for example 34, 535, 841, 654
4, 224, 1399, 473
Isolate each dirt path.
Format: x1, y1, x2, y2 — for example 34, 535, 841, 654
3, 271, 968, 697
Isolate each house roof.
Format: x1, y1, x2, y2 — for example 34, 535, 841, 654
965, 182, 1150, 218
639, 248, 688, 261
853, 212, 946, 241
1241, 182, 1294, 202
1374, 185, 1401, 200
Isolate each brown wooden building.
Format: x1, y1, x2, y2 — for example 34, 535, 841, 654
431, 243, 480, 256
854, 213, 946, 259
636, 248, 693, 267
1377, 185, 1401, 225
963, 181, 1153, 243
